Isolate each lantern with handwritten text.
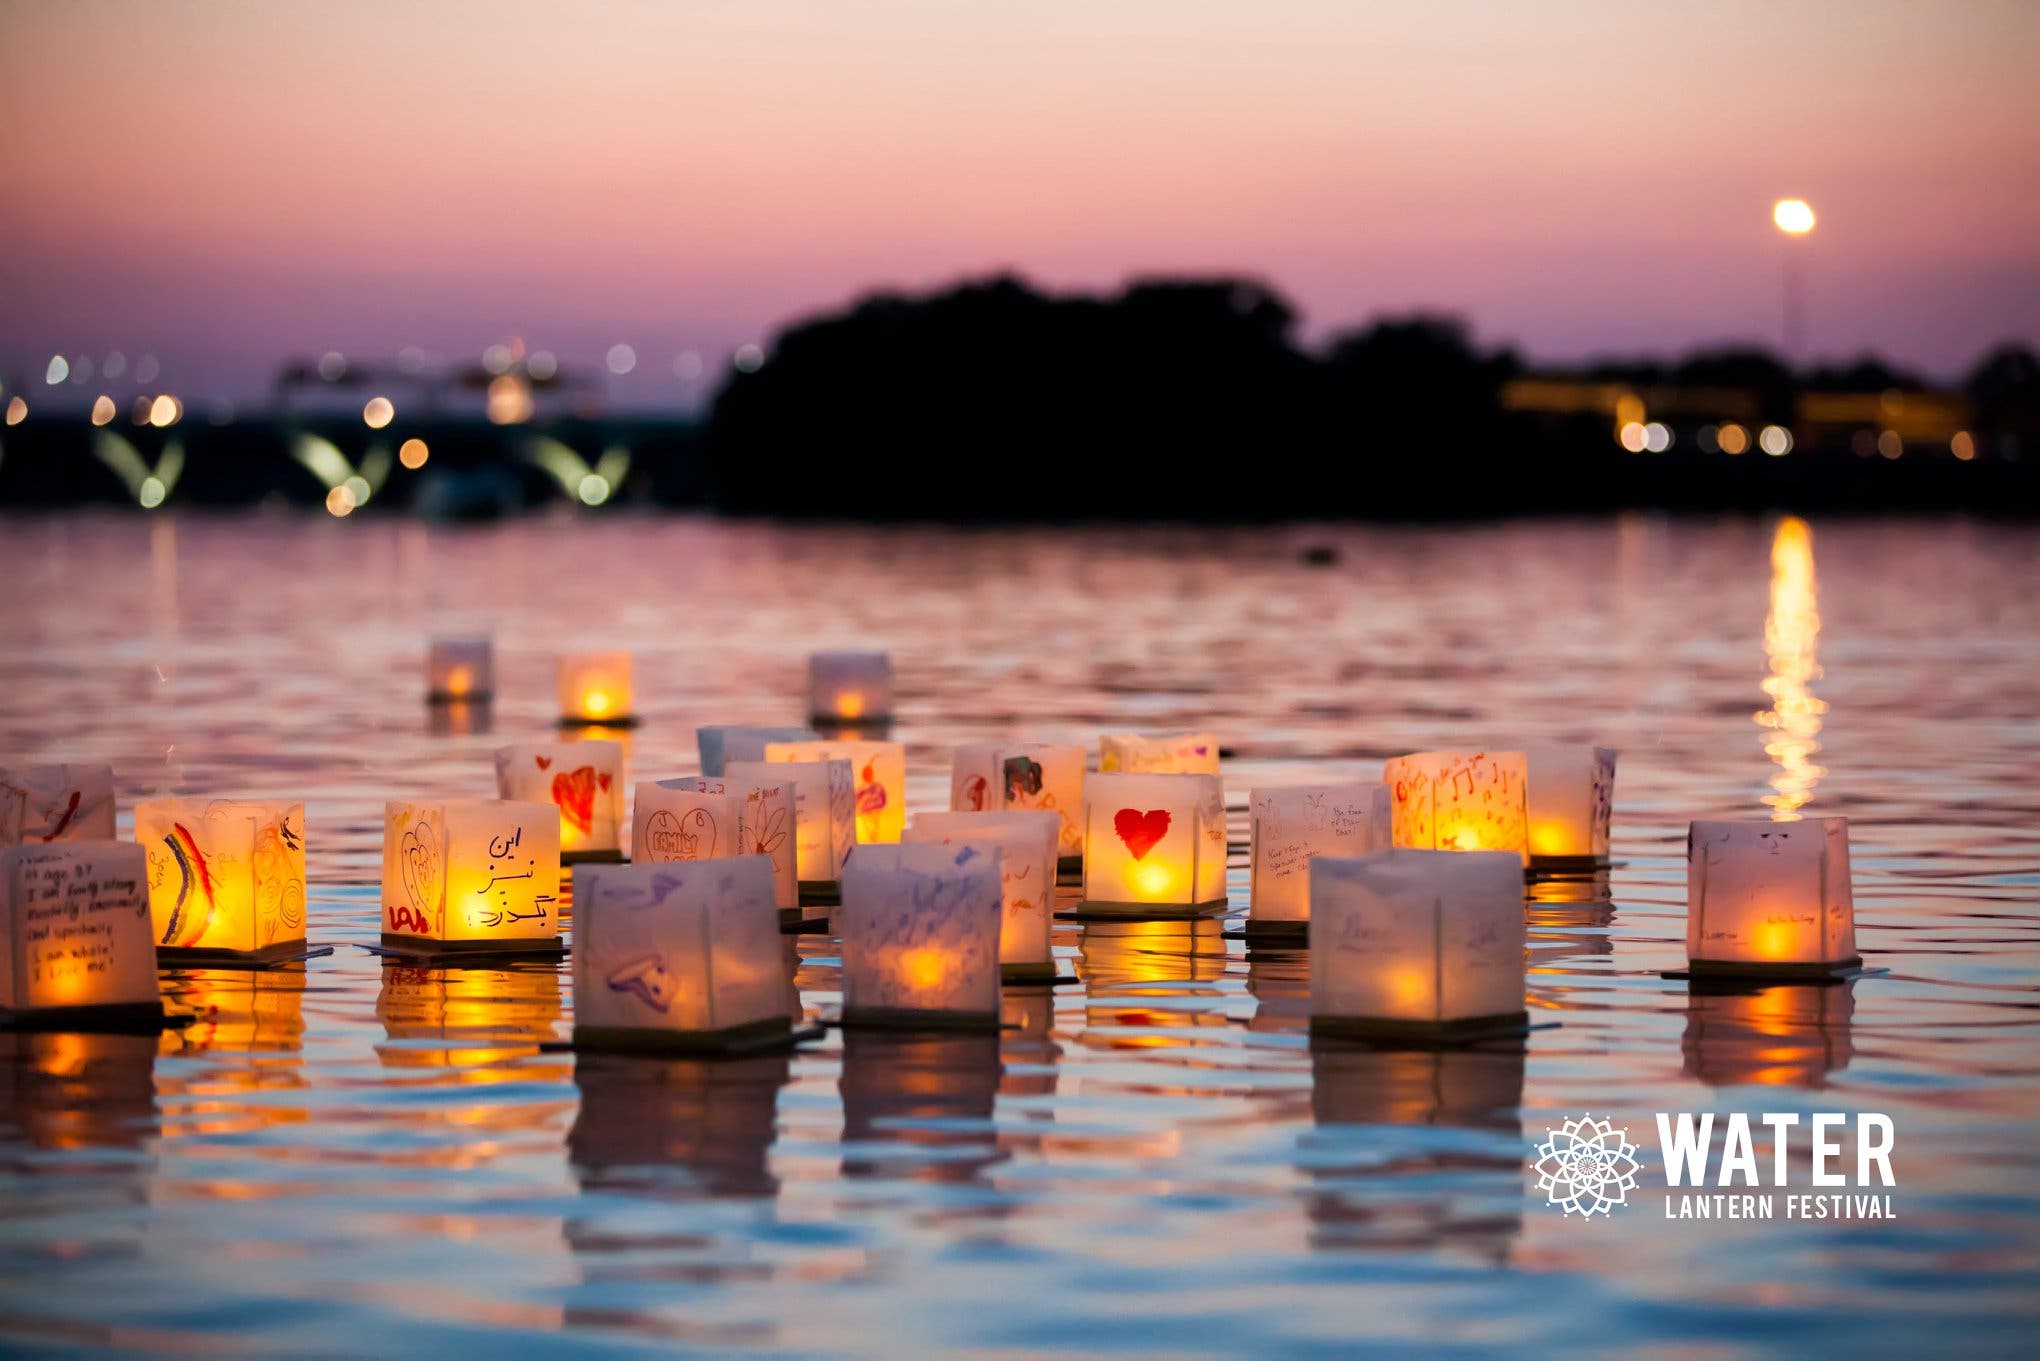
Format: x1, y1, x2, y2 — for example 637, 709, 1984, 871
1248, 783, 1390, 937
725, 758, 853, 897
839, 843, 1003, 1027
1310, 849, 1527, 1040
1525, 745, 1616, 870
631, 777, 798, 913
808, 650, 892, 725
765, 739, 904, 844
950, 742, 1084, 866
1079, 772, 1227, 916
697, 725, 816, 778
135, 799, 306, 962
2, 764, 116, 846
557, 651, 634, 726
1686, 818, 1858, 978
495, 740, 623, 863
381, 799, 561, 955
1383, 751, 1528, 865
905, 810, 1060, 980
2, 841, 160, 1024
1099, 731, 1220, 776
426, 636, 493, 703
572, 857, 792, 1053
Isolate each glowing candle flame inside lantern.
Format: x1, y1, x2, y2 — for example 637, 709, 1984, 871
1757, 517, 1825, 820
558, 652, 633, 725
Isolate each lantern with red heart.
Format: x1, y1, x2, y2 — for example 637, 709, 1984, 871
1078, 772, 1227, 917
495, 739, 625, 862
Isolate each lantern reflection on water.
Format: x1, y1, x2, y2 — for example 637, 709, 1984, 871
375, 962, 564, 1073
808, 651, 892, 725
765, 739, 905, 845
1, 764, 116, 846
1248, 783, 1391, 938
558, 651, 634, 726
838, 843, 1003, 1027
1309, 850, 1527, 1041
380, 799, 561, 955
495, 740, 624, 862
1383, 751, 1529, 865
1098, 731, 1220, 776
426, 636, 492, 703
1682, 981, 1856, 1089
2, 841, 160, 1025
0, 1029, 159, 1152
839, 1029, 1005, 1185
1524, 745, 1616, 870
136, 799, 307, 962
904, 809, 1061, 981
1686, 818, 1858, 978
570, 1051, 790, 1199
1079, 772, 1227, 917
950, 741, 1085, 866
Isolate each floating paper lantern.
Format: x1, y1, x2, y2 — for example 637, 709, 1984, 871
809, 650, 892, 725
136, 799, 307, 961
1309, 850, 1527, 1040
631, 776, 799, 914
1, 841, 160, 1024
838, 844, 1003, 1027
1383, 751, 1528, 864
380, 799, 561, 955
558, 651, 634, 726
572, 857, 792, 1053
1, 764, 117, 846
1524, 745, 1616, 869
904, 810, 1061, 981
1248, 783, 1391, 936
950, 741, 1084, 865
765, 739, 904, 844
725, 758, 853, 895
426, 636, 493, 703
697, 725, 816, 778
1685, 818, 1858, 977
1099, 731, 1220, 776
495, 740, 624, 862
1079, 772, 1227, 917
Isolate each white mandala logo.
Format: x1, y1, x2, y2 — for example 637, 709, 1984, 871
1534, 1113, 1641, 1217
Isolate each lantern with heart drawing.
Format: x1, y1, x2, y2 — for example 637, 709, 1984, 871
1079, 772, 1228, 916
135, 799, 307, 962
495, 740, 624, 863
2, 764, 117, 847
631, 776, 799, 915
1098, 731, 1221, 776
2, 840, 160, 1024
763, 739, 904, 845
381, 798, 562, 954
903, 809, 1061, 980
949, 742, 1084, 866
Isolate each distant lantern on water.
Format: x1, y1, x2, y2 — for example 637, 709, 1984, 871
1524, 745, 1616, 871
1098, 731, 1221, 776
697, 725, 817, 778
381, 798, 561, 955
1686, 818, 1858, 978
135, 799, 306, 962
904, 809, 1061, 981
838, 843, 1004, 1027
558, 651, 634, 726
1, 841, 161, 1026
724, 758, 853, 902
1, 764, 117, 846
426, 637, 493, 703
1248, 783, 1391, 939
1078, 772, 1228, 917
572, 857, 793, 1054
494, 739, 624, 863
808, 651, 892, 725
764, 739, 904, 844
949, 741, 1085, 868
1309, 849, 1528, 1041
1383, 750, 1529, 865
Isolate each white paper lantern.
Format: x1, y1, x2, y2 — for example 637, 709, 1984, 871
136, 799, 307, 960
1099, 731, 1220, 776
697, 725, 816, 778
765, 739, 904, 845
1248, 783, 1390, 935
1, 841, 159, 1023
808, 650, 892, 724
838, 843, 1003, 1026
725, 758, 853, 894
558, 651, 634, 725
904, 810, 1061, 980
950, 741, 1084, 865
572, 857, 792, 1053
632, 777, 798, 915
1525, 745, 1616, 868
1383, 751, 1529, 864
381, 798, 561, 954
1, 764, 117, 846
495, 739, 624, 862
1686, 818, 1858, 977
1079, 772, 1227, 916
1309, 849, 1527, 1039
426, 636, 493, 703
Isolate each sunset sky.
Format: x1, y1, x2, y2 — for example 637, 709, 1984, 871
2, 0, 2034, 404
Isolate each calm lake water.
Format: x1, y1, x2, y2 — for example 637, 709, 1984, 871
2, 512, 2037, 1357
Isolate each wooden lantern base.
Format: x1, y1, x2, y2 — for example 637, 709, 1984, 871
563, 848, 626, 866
1309, 1010, 1531, 1045
1, 1001, 174, 1035
427, 689, 494, 705
838, 1005, 1003, 1032
377, 932, 567, 962
558, 715, 639, 729
1060, 895, 1228, 922
1000, 961, 1060, 983
1238, 918, 1309, 945
1678, 955, 1863, 983
797, 880, 842, 907
571, 1016, 801, 1057
157, 938, 322, 967
1528, 854, 1612, 877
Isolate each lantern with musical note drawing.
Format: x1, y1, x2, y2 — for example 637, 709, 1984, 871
1099, 731, 1220, 776
808, 651, 892, 725
557, 651, 634, 726
1525, 745, 1616, 870
2, 841, 160, 1025
495, 739, 623, 863
136, 799, 307, 962
2, 764, 116, 846
764, 739, 904, 845
1383, 751, 1529, 865
950, 741, 1084, 867
1686, 818, 1858, 978
1079, 772, 1227, 917
724, 758, 853, 899
1248, 783, 1390, 937
426, 636, 492, 703
697, 725, 816, 778
1309, 849, 1528, 1040
381, 799, 561, 955
904, 810, 1061, 981
839, 843, 1003, 1027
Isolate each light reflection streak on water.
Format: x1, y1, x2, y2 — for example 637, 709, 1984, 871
1757, 515, 1826, 819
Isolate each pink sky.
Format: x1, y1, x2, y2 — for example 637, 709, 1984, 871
2, 0, 2035, 403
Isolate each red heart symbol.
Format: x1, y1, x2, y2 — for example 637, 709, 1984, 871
535, 755, 552, 771
597, 772, 612, 793
552, 765, 596, 835
1113, 808, 1171, 860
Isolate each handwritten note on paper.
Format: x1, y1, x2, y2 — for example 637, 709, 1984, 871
1250, 784, 1388, 924
4, 843, 155, 1012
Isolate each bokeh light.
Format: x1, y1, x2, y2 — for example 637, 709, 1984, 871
399, 437, 430, 469
1772, 198, 1816, 235
362, 395, 395, 428
1759, 424, 1793, 456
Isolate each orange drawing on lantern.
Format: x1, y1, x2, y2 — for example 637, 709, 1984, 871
551, 765, 599, 835
1114, 808, 1171, 860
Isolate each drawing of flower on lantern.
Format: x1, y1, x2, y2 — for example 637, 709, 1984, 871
725, 758, 854, 889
